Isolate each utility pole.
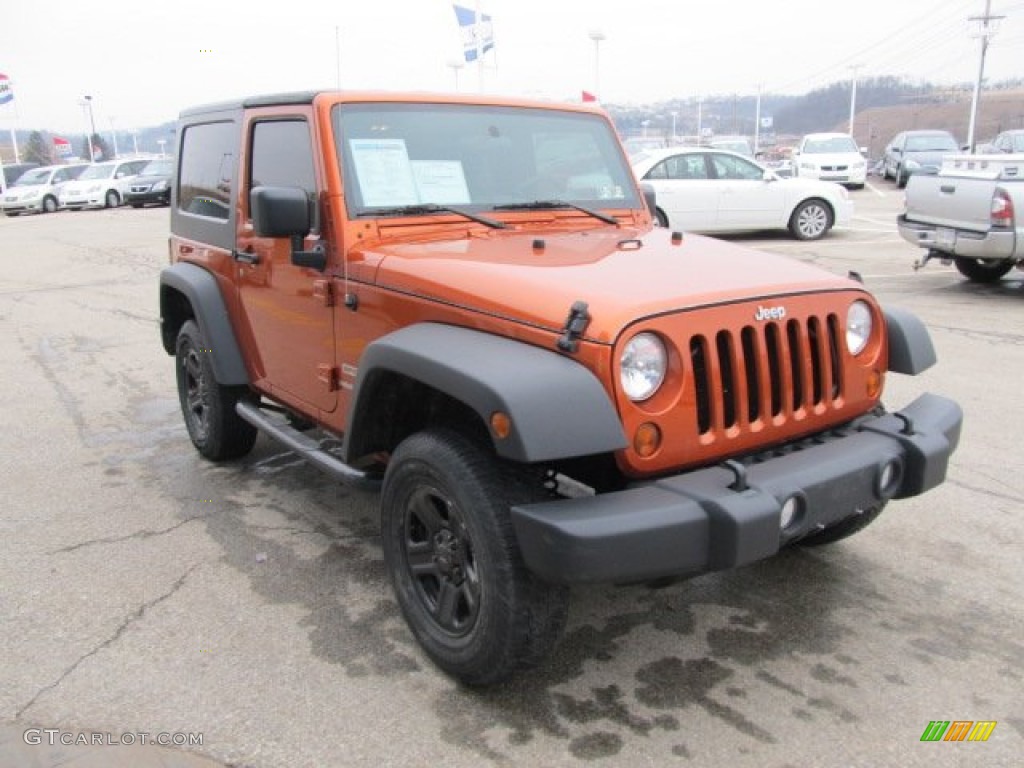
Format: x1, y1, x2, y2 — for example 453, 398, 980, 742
967, 0, 1003, 152
754, 85, 762, 155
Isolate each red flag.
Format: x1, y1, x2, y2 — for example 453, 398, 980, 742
581, 90, 597, 103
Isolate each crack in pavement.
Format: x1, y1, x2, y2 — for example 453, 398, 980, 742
15, 565, 198, 719
48, 516, 210, 554
948, 478, 1024, 505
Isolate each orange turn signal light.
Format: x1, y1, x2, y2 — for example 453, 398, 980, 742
866, 369, 883, 399
634, 422, 662, 458
490, 411, 512, 440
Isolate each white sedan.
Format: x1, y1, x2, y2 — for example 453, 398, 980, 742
632, 147, 854, 240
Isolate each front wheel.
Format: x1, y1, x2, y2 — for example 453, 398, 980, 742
654, 208, 669, 228
789, 198, 833, 240
793, 504, 887, 547
954, 257, 1013, 283
104, 190, 120, 208
43, 196, 58, 213
381, 429, 568, 686
175, 319, 257, 461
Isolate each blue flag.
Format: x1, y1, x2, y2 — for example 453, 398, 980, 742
453, 5, 494, 63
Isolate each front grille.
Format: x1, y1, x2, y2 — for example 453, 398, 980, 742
821, 165, 848, 172
689, 314, 842, 436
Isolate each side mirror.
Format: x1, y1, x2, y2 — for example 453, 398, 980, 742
250, 186, 325, 270
762, 169, 777, 182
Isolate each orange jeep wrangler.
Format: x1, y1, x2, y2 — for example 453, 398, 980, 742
160, 91, 962, 685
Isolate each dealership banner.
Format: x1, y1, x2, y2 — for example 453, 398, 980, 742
53, 136, 73, 157
453, 5, 494, 62
0, 73, 13, 105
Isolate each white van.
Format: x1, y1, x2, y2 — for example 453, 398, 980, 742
1, 163, 89, 215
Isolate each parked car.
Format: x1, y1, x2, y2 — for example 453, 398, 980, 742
58, 158, 152, 210
791, 132, 867, 189
623, 136, 667, 157
123, 157, 173, 207
708, 135, 753, 157
1, 163, 90, 216
632, 146, 853, 240
0, 162, 41, 194
989, 129, 1024, 154
882, 130, 959, 188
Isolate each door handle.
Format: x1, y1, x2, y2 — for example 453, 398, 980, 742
233, 249, 260, 265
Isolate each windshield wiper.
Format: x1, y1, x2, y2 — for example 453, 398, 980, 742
493, 200, 619, 226
357, 203, 506, 229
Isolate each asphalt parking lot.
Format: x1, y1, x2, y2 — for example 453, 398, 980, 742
1, 181, 1022, 768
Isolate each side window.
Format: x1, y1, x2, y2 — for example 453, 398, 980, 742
53, 169, 68, 183
644, 161, 668, 180
710, 153, 761, 181
179, 121, 235, 220
249, 120, 318, 230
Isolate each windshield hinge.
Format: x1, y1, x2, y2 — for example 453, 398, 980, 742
557, 301, 591, 353
313, 279, 333, 307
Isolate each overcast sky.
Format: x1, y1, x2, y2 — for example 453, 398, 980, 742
2, 0, 1022, 134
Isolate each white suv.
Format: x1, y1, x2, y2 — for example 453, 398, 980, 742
59, 158, 152, 210
1, 163, 90, 216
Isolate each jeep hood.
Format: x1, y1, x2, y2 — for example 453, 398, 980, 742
363, 227, 860, 344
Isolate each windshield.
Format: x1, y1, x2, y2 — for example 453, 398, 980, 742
79, 163, 115, 180
13, 168, 51, 186
333, 102, 640, 217
141, 159, 173, 175
906, 135, 958, 152
803, 136, 858, 153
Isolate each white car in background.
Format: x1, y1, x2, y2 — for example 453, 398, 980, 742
58, 158, 152, 210
791, 132, 867, 189
1, 163, 90, 215
632, 146, 853, 240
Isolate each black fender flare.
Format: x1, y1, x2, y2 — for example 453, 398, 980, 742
884, 306, 936, 375
343, 323, 627, 464
159, 262, 249, 386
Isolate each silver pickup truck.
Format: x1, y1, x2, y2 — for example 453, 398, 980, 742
897, 153, 1023, 283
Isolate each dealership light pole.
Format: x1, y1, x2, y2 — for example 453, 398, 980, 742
848, 64, 861, 136
80, 95, 97, 161
589, 30, 605, 102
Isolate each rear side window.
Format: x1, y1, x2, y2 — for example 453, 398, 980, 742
178, 121, 235, 220
249, 120, 318, 230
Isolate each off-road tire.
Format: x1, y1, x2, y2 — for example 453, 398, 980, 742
789, 198, 833, 240
381, 429, 569, 686
954, 257, 1013, 283
793, 504, 887, 547
175, 319, 257, 461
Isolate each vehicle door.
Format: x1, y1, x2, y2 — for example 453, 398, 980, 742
234, 111, 337, 414
709, 152, 781, 230
641, 153, 716, 229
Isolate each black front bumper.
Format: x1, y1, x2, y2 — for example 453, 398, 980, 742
511, 393, 962, 584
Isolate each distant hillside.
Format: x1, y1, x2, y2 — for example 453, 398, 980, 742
845, 88, 1024, 157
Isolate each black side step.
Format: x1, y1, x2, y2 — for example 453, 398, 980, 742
235, 401, 381, 491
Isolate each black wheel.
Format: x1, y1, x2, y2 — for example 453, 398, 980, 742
794, 504, 887, 547
789, 198, 833, 240
654, 208, 669, 228
2, 211, 16, 217
175, 319, 257, 461
42, 196, 58, 213
848, 183, 865, 191
381, 429, 568, 686
104, 190, 120, 208
954, 257, 1013, 283
895, 167, 907, 189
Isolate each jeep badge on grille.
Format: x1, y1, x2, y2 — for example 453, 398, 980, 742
755, 305, 787, 321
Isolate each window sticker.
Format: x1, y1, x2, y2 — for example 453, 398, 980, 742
411, 161, 470, 204
349, 138, 419, 207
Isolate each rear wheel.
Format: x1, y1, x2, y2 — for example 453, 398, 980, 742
654, 208, 669, 228
954, 257, 1013, 283
794, 504, 887, 547
381, 429, 568, 686
789, 198, 833, 240
895, 167, 907, 188
175, 319, 257, 461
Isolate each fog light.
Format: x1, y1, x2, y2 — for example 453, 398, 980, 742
633, 423, 662, 458
877, 459, 902, 497
780, 495, 802, 531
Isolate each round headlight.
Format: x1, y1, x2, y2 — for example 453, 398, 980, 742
846, 301, 873, 355
620, 332, 667, 401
